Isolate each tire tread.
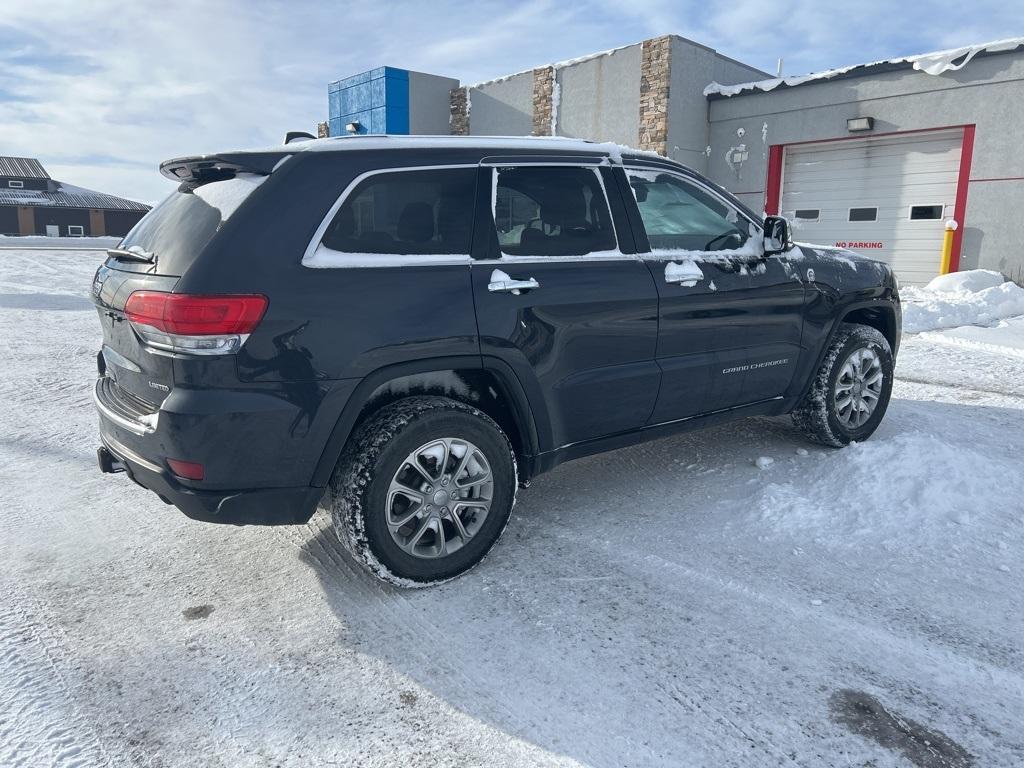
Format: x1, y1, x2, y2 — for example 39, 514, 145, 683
324, 396, 516, 587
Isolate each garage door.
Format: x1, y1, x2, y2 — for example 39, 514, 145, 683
779, 130, 963, 284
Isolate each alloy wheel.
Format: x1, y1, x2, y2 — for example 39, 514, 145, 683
834, 347, 884, 429
385, 437, 494, 559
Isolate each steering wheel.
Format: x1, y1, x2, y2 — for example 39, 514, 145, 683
703, 230, 745, 251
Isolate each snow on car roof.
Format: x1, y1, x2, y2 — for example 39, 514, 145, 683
704, 36, 1024, 98
302, 135, 607, 154
216, 135, 674, 164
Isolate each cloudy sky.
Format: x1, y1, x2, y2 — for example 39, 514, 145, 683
1, 0, 1019, 204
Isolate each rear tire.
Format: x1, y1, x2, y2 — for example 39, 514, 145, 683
791, 323, 894, 447
322, 396, 517, 587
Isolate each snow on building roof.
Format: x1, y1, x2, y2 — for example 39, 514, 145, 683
463, 42, 639, 90
0, 156, 50, 179
704, 37, 1024, 98
0, 180, 150, 211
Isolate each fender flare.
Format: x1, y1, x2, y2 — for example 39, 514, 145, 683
310, 355, 542, 487
794, 297, 899, 403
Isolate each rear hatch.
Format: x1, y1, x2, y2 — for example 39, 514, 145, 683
92, 152, 284, 411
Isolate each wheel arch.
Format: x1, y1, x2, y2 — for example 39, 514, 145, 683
311, 356, 542, 488
794, 299, 899, 404
840, 303, 899, 353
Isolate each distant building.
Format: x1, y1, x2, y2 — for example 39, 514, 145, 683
322, 36, 1024, 284
327, 67, 459, 138
0, 156, 149, 238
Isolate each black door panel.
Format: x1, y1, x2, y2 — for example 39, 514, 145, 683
473, 259, 660, 449
621, 166, 806, 423
648, 256, 805, 421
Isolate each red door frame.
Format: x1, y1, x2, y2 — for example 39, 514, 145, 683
764, 124, 977, 271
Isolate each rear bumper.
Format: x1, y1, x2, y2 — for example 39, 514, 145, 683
92, 373, 349, 526
97, 436, 323, 525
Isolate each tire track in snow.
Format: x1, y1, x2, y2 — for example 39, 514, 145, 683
285, 511, 777, 766
271, 513, 573, 756
895, 375, 1024, 401
0, 579, 116, 768
558, 532, 1024, 755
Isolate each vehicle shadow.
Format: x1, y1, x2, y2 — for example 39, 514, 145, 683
296, 397, 1024, 767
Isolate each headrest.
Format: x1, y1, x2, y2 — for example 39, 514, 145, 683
397, 202, 435, 242
540, 188, 587, 227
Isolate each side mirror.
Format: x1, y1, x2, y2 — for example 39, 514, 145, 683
762, 215, 792, 255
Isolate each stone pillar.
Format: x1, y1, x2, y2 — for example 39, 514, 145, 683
317, 121, 329, 138
449, 87, 469, 135
17, 206, 34, 235
531, 67, 555, 136
89, 209, 105, 236
639, 36, 672, 156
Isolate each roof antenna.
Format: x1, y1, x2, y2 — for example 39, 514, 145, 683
776, 58, 784, 77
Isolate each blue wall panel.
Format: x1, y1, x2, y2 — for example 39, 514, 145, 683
327, 66, 409, 136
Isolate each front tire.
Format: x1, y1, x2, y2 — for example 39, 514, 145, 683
323, 396, 517, 587
791, 323, 894, 447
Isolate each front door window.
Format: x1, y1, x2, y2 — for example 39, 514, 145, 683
627, 169, 756, 254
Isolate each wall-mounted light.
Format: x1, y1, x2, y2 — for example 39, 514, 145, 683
847, 117, 875, 132
345, 121, 362, 134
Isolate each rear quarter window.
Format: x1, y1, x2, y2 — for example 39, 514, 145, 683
320, 168, 477, 256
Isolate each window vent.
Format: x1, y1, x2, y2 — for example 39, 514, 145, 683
909, 205, 943, 220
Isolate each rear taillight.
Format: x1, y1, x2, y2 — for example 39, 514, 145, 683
124, 292, 267, 355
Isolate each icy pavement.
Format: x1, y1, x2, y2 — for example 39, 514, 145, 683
1, 250, 1023, 767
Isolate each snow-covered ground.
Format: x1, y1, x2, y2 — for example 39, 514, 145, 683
2, 251, 1023, 767
0, 235, 119, 250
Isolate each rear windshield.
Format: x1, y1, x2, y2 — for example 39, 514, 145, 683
118, 174, 266, 275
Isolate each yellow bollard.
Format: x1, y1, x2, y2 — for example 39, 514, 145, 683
939, 219, 958, 275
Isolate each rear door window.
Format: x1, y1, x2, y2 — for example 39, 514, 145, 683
492, 166, 616, 256
321, 168, 476, 255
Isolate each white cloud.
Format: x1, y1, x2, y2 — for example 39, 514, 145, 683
0, 0, 1016, 204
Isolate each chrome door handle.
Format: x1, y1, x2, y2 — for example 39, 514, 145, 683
488, 269, 540, 294
488, 278, 540, 293
664, 260, 704, 287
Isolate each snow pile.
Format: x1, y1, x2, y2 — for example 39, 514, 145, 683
921, 269, 1005, 293
705, 37, 1024, 97
753, 431, 1024, 548
901, 269, 1024, 332
920, 316, 1024, 359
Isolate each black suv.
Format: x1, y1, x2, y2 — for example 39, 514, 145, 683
93, 135, 901, 585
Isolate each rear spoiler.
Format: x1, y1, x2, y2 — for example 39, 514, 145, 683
159, 152, 289, 183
